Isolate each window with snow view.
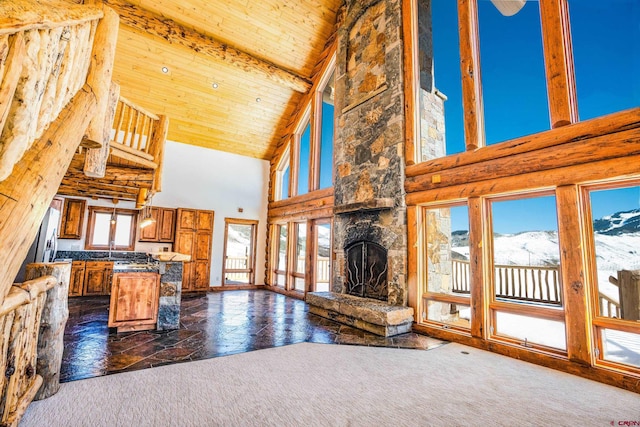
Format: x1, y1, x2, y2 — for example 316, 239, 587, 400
423, 203, 471, 330
488, 193, 567, 351
586, 184, 640, 369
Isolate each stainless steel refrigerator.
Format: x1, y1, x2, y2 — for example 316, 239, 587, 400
14, 204, 61, 283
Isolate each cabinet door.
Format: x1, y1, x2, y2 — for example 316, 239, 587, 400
174, 230, 195, 257
181, 262, 191, 292
108, 273, 159, 328
158, 208, 176, 242
194, 261, 210, 290
83, 261, 112, 296
177, 209, 197, 231
59, 198, 86, 239
69, 261, 85, 297
139, 207, 160, 241
197, 210, 214, 232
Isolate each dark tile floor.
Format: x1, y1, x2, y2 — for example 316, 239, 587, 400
61, 290, 446, 382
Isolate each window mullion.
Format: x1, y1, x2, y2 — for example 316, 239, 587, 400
539, 0, 578, 128
458, 0, 485, 151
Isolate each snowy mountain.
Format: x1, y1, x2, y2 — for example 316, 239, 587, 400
593, 208, 640, 235
451, 209, 640, 270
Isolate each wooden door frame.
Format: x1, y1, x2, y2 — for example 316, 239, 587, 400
221, 218, 258, 286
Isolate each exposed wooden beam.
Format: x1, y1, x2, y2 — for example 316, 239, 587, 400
102, 0, 312, 93
68, 155, 154, 182
0, 84, 96, 304
57, 184, 138, 201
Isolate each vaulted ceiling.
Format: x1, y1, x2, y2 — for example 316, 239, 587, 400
102, 0, 342, 160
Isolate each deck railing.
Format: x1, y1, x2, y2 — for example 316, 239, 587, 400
451, 259, 622, 317
452, 259, 562, 305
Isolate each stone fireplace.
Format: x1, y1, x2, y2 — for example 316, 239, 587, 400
305, 0, 414, 336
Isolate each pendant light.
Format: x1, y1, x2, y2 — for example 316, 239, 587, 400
110, 199, 118, 225
490, 0, 526, 17
139, 196, 156, 229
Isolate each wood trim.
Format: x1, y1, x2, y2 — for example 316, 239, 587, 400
468, 196, 487, 339
267, 285, 305, 301
412, 323, 640, 393
406, 205, 419, 313
556, 184, 592, 364
406, 127, 640, 194
406, 151, 640, 206
405, 107, 640, 179
539, 0, 578, 128
458, 0, 484, 150
489, 300, 565, 321
402, 0, 419, 166
423, 292, 470, 306
209, 284, 266, 292
270, 187, 334, 210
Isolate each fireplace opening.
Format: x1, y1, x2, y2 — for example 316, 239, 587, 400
345, 241, 388, 301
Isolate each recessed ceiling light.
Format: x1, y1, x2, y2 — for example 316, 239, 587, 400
161, 66, 169, 73
256, 97, 261, 103
212, 83, 219, 89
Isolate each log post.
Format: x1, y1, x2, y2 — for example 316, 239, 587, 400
150, 114, 168, 193
84, 81, 119, 177
81, 4, 119, 149
24, 262, 71, 400
0, 84, 96, 305
0, 32, 25, 134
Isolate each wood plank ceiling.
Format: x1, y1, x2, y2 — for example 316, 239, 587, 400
103, 0, 342, 160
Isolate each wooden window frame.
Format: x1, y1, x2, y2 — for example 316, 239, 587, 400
310, 218, 333, 292
290, 221, 308, 292
271, 223, 289, 288
221, 218, 258, 286
312, 57, 337, 191
292, 105, 313, 197
580, 180, 640, 374
419, 202, 472, 334
274, 145, 291, 201
405, 0, 577, 162
85, 206, 137, 251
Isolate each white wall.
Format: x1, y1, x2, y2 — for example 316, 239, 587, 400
58, 140, 270, 286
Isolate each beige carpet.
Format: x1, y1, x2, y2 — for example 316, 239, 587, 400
21, 342, 639, 426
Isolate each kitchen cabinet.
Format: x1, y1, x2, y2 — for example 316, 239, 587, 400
83, 261, 113, 296
138, 207, 176, 243
175, 208, 214, 292
68, 261, 85, 297
59, 198, 86, 239
108, 272, 160, 332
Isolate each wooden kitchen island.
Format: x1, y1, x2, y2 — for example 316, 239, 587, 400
108, 271, 160, 333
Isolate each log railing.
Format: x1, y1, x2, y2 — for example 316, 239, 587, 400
0, 1, 103, 182
0, 275, 56, 426
108, 95, 168, 193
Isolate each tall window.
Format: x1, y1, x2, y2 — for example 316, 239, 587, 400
489, 194, 566, 351
275, 147, 290, 201
222, 219, 258, 286
296, 112, 312, 196
293, 223, 307, 292
423, 203, 471, 329
318, 69, 335, 189
585, 183, 640, 369
85, 207, 137, 251
273, 224, 288, 288
313, 221, 332, 292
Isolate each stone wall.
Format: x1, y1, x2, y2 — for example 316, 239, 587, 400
333, 0, 408, 306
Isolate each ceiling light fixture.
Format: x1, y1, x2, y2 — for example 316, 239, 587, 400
212, 83, 219, 89
161, 66, 169, 74
256, 97, 261, 103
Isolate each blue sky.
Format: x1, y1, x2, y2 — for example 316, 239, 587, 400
433, 0, 640, 233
